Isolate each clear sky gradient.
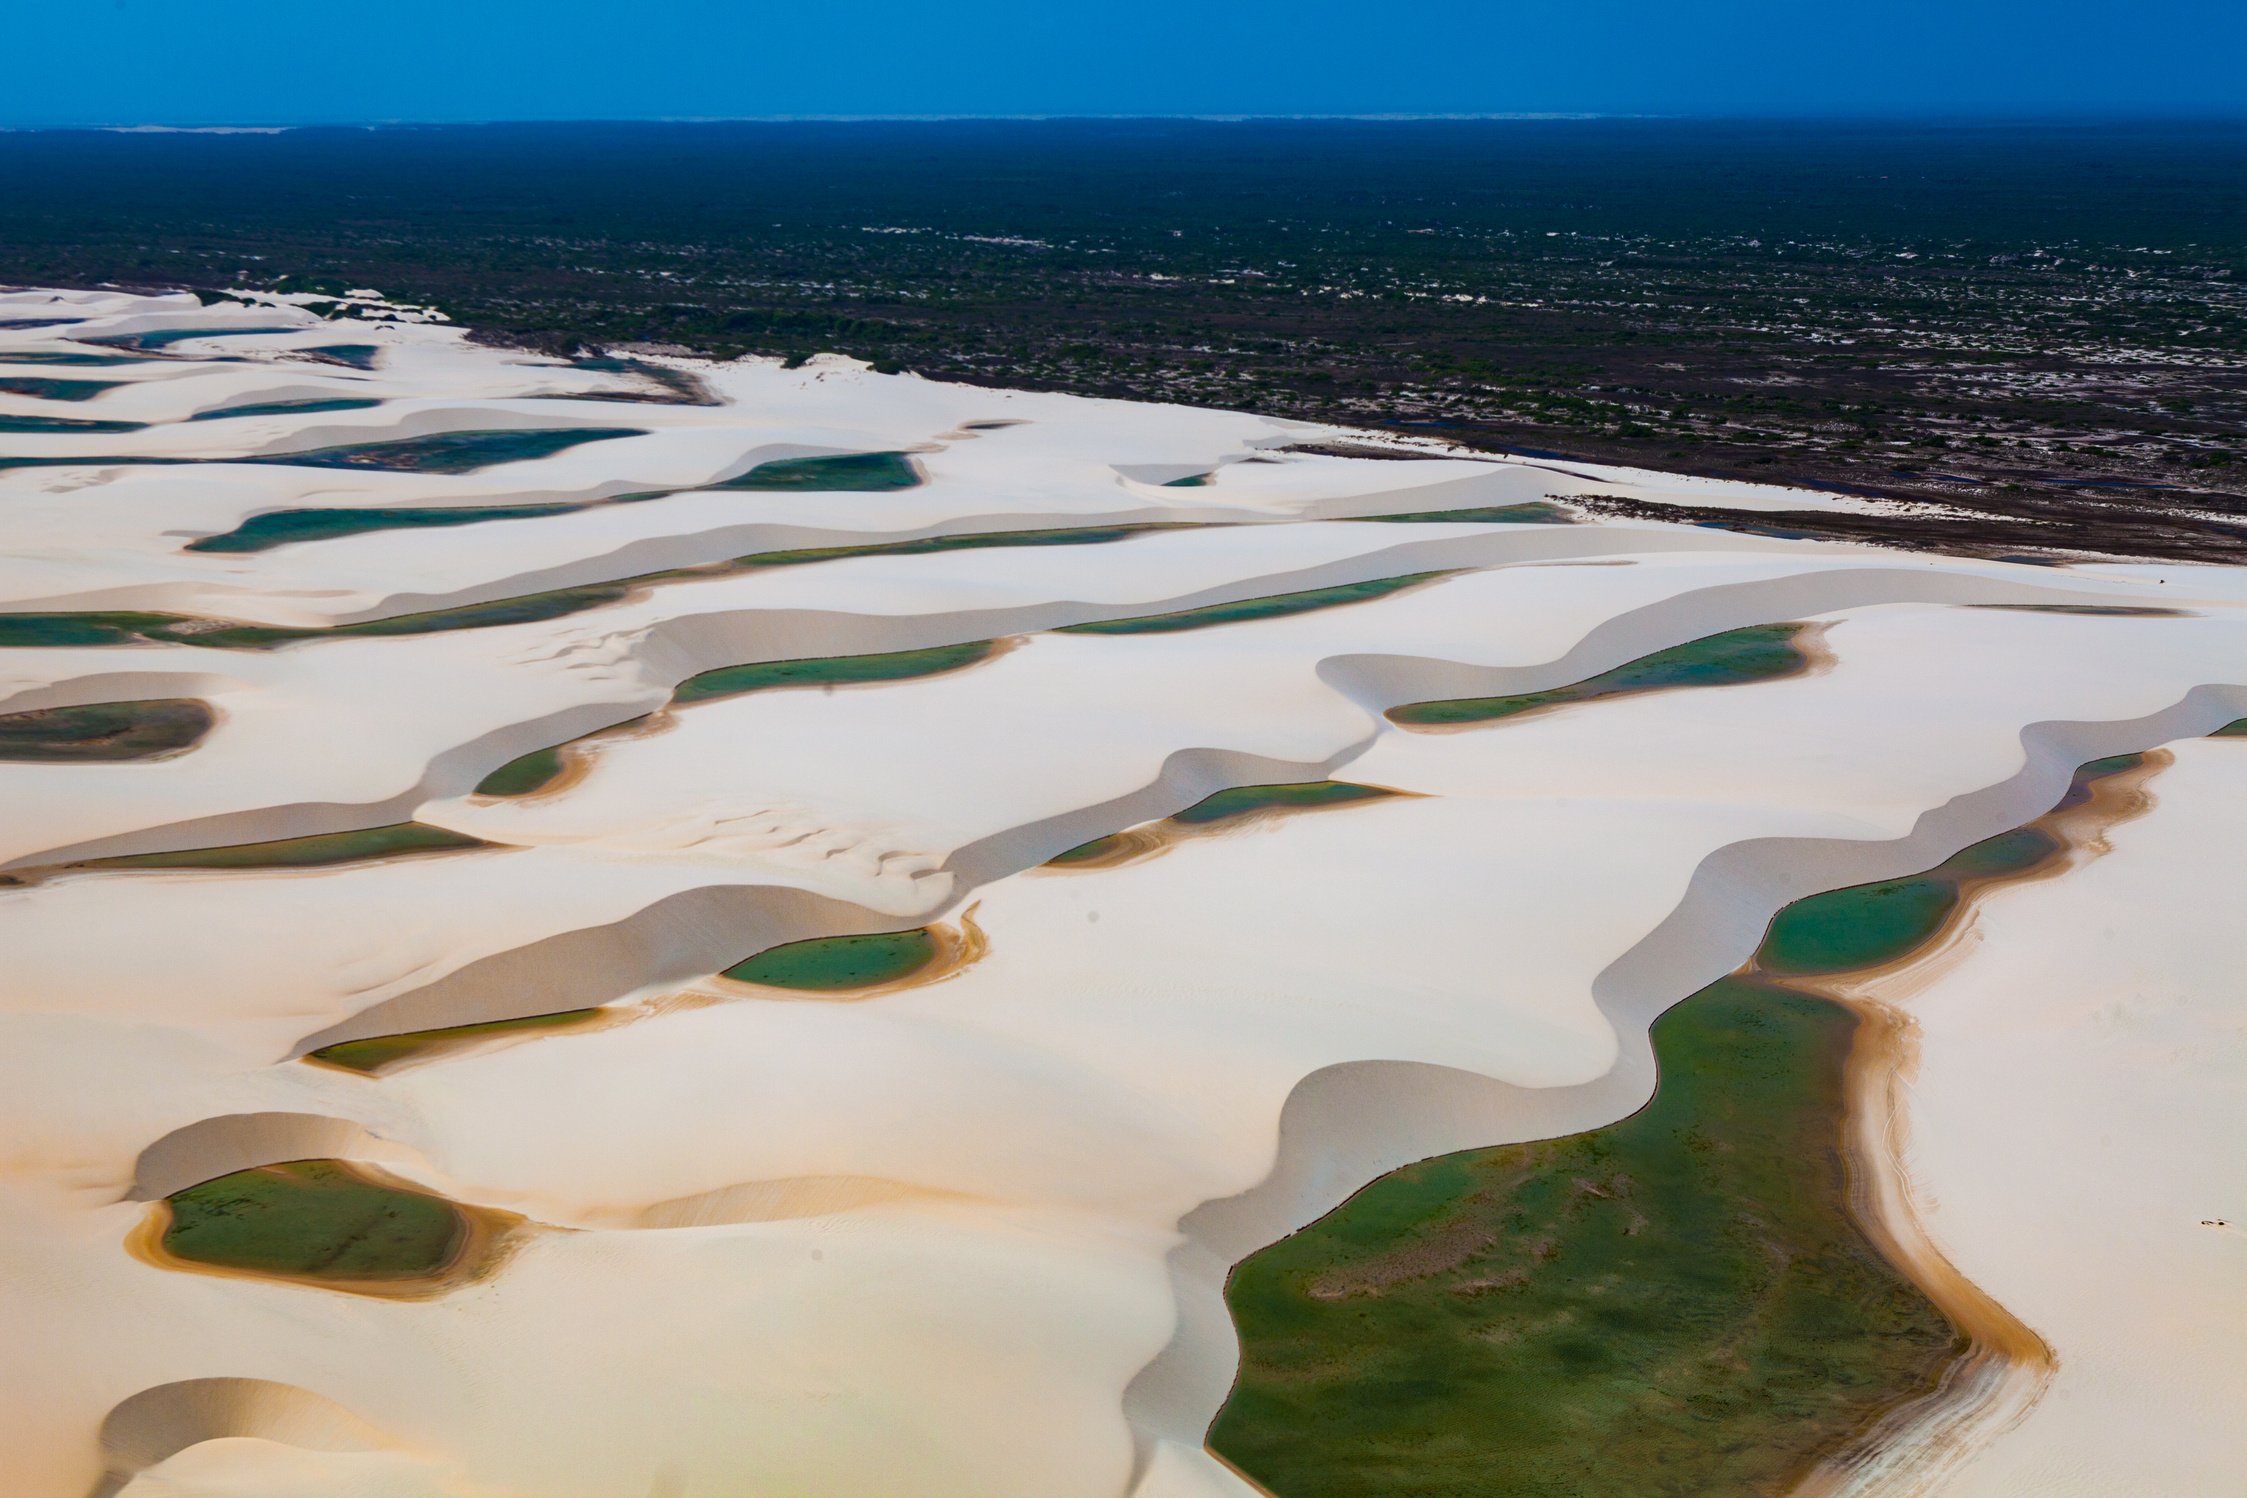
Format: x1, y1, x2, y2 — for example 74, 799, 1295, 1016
8, 0, 2243, 128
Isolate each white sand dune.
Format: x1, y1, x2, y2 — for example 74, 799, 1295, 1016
3, 289, 2241, 1498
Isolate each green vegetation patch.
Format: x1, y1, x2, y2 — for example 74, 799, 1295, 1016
1967, 603, 2189, 617
1759, 751, 2143, 976
163, 1159, 469, 1281
1210, 976, 1963, 1498
92, 325, 301, 353
1755, 874, 1960, 977
674, 639, 996, 705
1058, 571, 1444, 637
722, 928, 938, 990
1360, 501, 1575, 525
0, 698, 213, 762
735, 521, 1188, 570
2214, 718, 2247, 738
0, 425, 649, 476
0, 412, 146, 434
475, 745, 570, 797
242, 425, 646, 474
81, 821, 484, 873
0, 351, 146, 366
710, 451, 922, 490
1172, 780, 1395, 825
189, 500, 586, 553
1048, 831, 1133, 865
309, 1009, 601, 1075
186, 396, 384, 422
1388, 622, 1807, 728
0, 611, 205, 648
0, 375, 122, 400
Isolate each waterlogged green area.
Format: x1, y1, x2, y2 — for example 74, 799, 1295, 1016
569, 356, 717, 406
1058, 572, 1443, 637
0, 611, 204, 648
308, 345, 383, 370
1756, 753, 2143, 976
475, 745, 570, 797
0, 583, 653, 650
1756, 876, 1962, 977
1209, 752, 2168, 1495
723, 928, 938, 990
1968, 603, 2189, 617
92, 325, 301, 353
0, 351, 146, 366
190, 500, 588, 553
0, 698, 212, 762
0, 375, 120, 401
1048, 831, 1133, 865
481, 637, 1013, 798
1163, 472, 1214, 487
14, 516, 1201, 645
674, 639, 996, 705
734, 521, 1187, 570
711, 451, 921, 490
2211, 718, 2247, 737
1388, 623, 1807, 728
77, 821, 483, 873
1172, 780, 1395, 825
1361, 501, 1575, 525
163, 1160, 468, 1281
246, 425, 646, 473
0, 425, 649, 476
1212, 977, 1962, 1498
186, 396, 384, 423
309, 1010, 601, 1075
1049, 781, 1395, 864
0, 412, 145, 434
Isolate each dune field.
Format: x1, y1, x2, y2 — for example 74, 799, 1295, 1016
2, 289, 2240, 1498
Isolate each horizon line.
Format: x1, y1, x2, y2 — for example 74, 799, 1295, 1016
6, 109, 2247, 134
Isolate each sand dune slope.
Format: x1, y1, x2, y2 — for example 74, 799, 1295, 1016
2, 290, 2240, 1498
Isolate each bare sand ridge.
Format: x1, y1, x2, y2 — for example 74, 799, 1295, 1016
3, 290, 2242, 1498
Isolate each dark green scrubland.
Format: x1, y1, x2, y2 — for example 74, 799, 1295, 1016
5, 121, 2237, 558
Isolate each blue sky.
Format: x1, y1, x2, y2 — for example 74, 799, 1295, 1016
7, 0, 2243, 127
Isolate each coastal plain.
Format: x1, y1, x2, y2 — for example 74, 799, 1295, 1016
1, 290, 2241, 1498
